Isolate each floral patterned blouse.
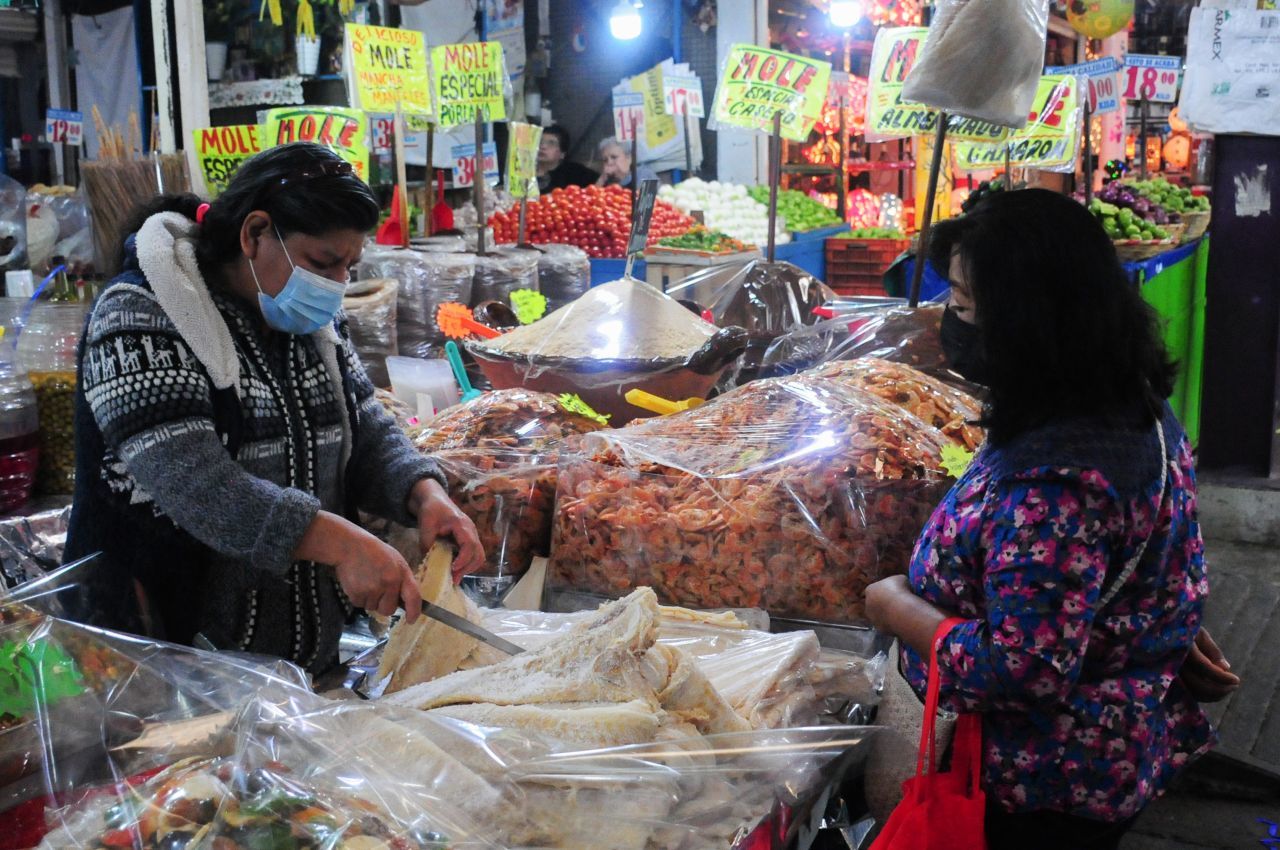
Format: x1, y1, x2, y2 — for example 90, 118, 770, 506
900, 406, 1214, 822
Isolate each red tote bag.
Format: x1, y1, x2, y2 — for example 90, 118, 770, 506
871, 616, 987, 850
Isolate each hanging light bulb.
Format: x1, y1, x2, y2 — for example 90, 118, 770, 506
828, 0, 863, 27
610, 0, 643, 40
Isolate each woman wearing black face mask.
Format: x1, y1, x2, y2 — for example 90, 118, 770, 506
864, 189, 1236, 849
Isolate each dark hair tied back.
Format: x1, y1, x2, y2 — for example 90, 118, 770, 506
120, 142, 380, 279
927, 188, 1176, 445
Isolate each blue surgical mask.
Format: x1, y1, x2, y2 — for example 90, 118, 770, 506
248, 228, 346, 335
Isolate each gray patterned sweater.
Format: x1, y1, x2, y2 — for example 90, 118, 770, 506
65, 213, 442, 673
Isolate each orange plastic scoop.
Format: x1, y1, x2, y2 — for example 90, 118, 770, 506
436, 302, 501, 340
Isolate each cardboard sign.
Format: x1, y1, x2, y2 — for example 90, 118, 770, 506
1123, 54, 1181, 103
345, 25, 432, 119
192, 125, 262, 195
431, 41, 507, 128
507, 122, 542, 199
712, 44, 832, 142
45, 109, 83, 146
663, 73, 705, 117
451, 142, 499, 188
262, 107, 369, 179
1047, 57, 1121, 114
953, 75, 1081, 173
865, 28, 937, 139
612, 92, 646, 142
626, 178, 661, 256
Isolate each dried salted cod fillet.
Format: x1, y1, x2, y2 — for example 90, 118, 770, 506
383, 587, 661, 711
652, 645, 752, 735
428, 699, 662, 749
377, 544, 484, 694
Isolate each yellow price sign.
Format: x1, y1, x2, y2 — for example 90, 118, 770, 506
953, 76, 1080, 172
261, 107, 369, 180
191, 125, 262, 196
712, 44, 832, 142
507, 122, 542, 199
345, 24, 433, 119
431, 41, 507, 128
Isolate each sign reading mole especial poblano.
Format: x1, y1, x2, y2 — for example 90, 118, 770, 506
712, 44, 831, 142
431, 42, 507, 128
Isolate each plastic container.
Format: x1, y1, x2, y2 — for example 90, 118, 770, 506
824, 238, 909, 297
17, 302, 86, 496
386, 356, 460, 420
0, 353, 39, 513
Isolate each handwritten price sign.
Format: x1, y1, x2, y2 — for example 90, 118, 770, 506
45, 109, 83, 146
612, 92, 646, 141
1123, 54, 1181, 103
451, 142, 499, 188
662, 74, 705, 117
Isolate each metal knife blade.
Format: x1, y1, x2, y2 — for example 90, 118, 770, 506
420, 602, 525, 655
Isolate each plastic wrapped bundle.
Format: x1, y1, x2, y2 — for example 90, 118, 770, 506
534, 243, 591, 312
550, 376, 953, 625
666, 259, 834, 385
357, 245, 475, 359
902, 0, 1051, 128
342, 277, 398, 387
473, 249, 539, 309
414, 390, 605, 579
807, 358, 983, 451
3, 574, 886, 850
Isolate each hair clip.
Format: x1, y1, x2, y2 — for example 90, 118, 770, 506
196, 203, 211, 224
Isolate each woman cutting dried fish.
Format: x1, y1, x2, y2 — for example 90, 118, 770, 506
65, 143, 483, 674
866, 190, 1236, 849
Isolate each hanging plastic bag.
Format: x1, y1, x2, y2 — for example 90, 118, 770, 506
902, 0, 1051, 129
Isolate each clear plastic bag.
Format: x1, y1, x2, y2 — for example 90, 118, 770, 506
0, 507, 69, 594
342, 277, 398, 387
549, 376, 954, 625
808, 358, 983, 451
413, 390, 606, 578
665, 260, 834, 386
901, 0, 1051, 129
0, 174, 26, 271
26, 187, 93, 274
356, 245, 476, 359
3, 587, 887, 850
466, 277, 747, 425
534, 243, 590, 313
472, 249, 539, 309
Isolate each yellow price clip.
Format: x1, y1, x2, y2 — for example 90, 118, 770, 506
940, 443, 975, 479
624, 389, 704, 417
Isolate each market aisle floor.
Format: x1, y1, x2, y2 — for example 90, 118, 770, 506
1122, 538, 1280, 850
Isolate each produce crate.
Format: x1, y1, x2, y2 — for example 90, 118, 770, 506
824, 237, 909, 297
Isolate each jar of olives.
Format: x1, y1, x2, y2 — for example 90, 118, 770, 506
18, 303, 86, 496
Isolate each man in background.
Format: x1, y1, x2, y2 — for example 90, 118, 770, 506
537, 125, 598, 192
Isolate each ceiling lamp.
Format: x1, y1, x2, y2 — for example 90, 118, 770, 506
828, 0, 863, 28
610, 0, 643, 40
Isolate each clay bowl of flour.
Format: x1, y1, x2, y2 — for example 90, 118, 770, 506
467, 277, 747, 425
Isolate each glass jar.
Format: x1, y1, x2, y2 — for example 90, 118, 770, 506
18, 303, 86, 496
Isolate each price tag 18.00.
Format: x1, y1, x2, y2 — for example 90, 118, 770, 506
451, 142, 499, 189
662, 75, 705, 117
1123, 54, 1181, 103
46, 109, 84, 146
612, 92, 646, 142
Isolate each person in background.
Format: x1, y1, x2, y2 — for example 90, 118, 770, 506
865, 189, 1237, 849
536, 125, 598, 192
65, 142, 484, 675
596, 137, 659, 188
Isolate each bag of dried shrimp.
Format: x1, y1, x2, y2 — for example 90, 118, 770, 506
550, 377, 953, 625
415, 390, 606, 579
